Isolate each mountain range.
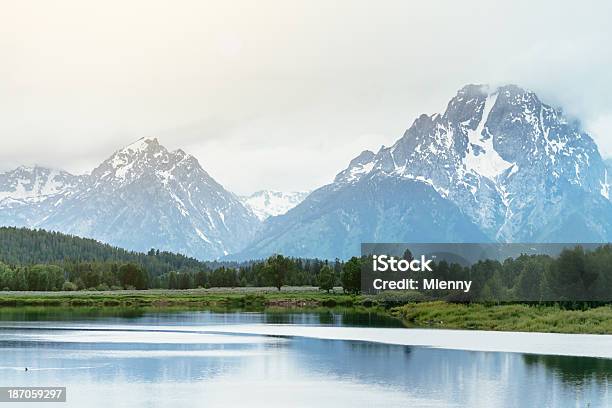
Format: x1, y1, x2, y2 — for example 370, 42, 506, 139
1, 84, 611, 260
0, 139, 261, 259
236, 84, 612, 259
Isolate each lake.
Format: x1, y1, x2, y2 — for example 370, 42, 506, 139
0, 309, 610, 407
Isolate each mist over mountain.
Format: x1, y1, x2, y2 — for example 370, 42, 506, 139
236, 84, 612, 260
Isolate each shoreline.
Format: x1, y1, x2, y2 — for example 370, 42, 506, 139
1, 289, 611, 335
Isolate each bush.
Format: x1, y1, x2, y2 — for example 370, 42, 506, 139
321, 298, 337, 307
61, 281, 78, 291
70, 299, 94, 306
241, 294, 265, 307
373, 290, 429, 308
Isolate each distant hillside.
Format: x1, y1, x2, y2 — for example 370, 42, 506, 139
0, 227, 209, 276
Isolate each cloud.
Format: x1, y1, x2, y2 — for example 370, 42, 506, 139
1, 0, 611, 194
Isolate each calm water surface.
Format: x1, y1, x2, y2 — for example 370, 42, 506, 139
0, 309, 610, 408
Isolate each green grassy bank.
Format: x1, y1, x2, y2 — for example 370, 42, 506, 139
391, 301, 612, 334
1, 288, 611, 334
0, 287, 357, 309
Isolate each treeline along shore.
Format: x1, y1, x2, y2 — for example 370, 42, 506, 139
1, 227, 611, 302
1, 227, 612, 334
0, 227, 339, 291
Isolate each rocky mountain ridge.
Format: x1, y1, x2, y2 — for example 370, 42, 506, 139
235, 84, 612, 259
0, 138, 261, 259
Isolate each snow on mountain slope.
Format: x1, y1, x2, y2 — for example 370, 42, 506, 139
604, 159, 612, 200
236, 84, 612, 260
336, 84, 610, 242
463, 92, 514, 179
0, 166, 84, 227
3, 85, 611, 261
36, 138, 261, 260
0, 166, 82, 204
240, 190, 309, 220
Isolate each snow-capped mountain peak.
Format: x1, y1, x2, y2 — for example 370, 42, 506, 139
240, 190, 309, 220
0, 165, 85, 228
326, 84, 609, 238
121, 137, 157, 154
334, 150, 376, 184
236, 84, 612, 260
89, 137, 219, 193
0, 165, 82, 205
95, 138, 176, 184
2, 138, 261, 260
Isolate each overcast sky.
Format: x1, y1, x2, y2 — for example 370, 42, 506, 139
1, 0, 611, 194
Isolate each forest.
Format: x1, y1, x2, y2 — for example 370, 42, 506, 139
0, 227, 611, 304
0, 227, 340, 291
404, 245, 612, 302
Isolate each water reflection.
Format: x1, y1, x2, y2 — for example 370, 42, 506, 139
524, 354, 612, 386
0, 307, 405, 328
0, 310, 610, 408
